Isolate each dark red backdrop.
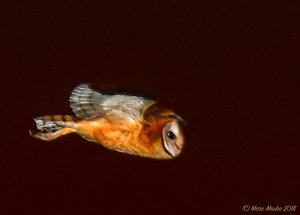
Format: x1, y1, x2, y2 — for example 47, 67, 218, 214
0, 1, 299, 214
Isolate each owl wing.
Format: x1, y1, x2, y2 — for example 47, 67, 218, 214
69, 84, 157, 121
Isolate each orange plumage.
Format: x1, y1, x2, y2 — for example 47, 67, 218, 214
30, 84, 185, 159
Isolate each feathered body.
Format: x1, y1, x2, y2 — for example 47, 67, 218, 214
30, 84, 185, 159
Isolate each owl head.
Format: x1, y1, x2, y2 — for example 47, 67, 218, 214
143, 104, 186, 159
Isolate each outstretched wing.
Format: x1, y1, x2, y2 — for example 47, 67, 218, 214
69, 84, 157, 121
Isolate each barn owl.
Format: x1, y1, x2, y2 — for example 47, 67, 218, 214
30, 84, 185, 159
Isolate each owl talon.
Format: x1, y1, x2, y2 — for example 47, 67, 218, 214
29, 130, 53, 141
30, 127, 74, 141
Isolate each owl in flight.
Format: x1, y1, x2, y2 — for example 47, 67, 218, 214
30, 84, 186, 159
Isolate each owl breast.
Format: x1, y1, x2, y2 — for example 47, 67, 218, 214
90, 119, 151, 156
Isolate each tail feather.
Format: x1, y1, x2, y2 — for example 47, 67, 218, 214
30, 115, 79, 141
34, 115, 78, 130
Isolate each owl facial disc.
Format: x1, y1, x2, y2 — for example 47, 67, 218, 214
162, 120, 184, 157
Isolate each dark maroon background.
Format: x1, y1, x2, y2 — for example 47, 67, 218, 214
0, 1, 299, 214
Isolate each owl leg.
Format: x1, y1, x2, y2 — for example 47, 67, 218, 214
29, 127, 75, 141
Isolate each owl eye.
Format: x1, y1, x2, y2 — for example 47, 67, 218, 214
167, 131, 175, 140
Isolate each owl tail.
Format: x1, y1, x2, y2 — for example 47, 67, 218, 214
30, 115, 79, 141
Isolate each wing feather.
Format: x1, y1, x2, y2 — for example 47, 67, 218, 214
69, 84, 156, 121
